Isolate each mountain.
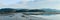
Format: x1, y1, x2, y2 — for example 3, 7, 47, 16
39, 8, 60, 15
41, 8, 57, 12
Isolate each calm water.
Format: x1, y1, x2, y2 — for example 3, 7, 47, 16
0, 13, 60, 20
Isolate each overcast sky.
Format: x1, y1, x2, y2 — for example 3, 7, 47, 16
0, 0, 60, 9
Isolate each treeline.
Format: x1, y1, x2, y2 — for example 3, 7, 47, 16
0, 8, 16, 14
0, 8, 45, 14
16, 9, 45, 12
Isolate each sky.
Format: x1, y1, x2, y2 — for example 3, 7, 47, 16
0, 0, 60, 9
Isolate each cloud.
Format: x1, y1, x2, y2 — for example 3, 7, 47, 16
0, 0, 60, 9
26, 0, 60, 9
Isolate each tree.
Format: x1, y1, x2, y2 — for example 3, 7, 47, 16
0, 8, 16, 14
16, 9, 29, 12
28, 9, 45, 12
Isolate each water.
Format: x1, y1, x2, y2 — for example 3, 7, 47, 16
0, 13, 60, 20
30, 14, 60, 20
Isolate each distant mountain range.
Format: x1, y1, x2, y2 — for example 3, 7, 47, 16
41, 8, 60, 12
0, 8, 60, 14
